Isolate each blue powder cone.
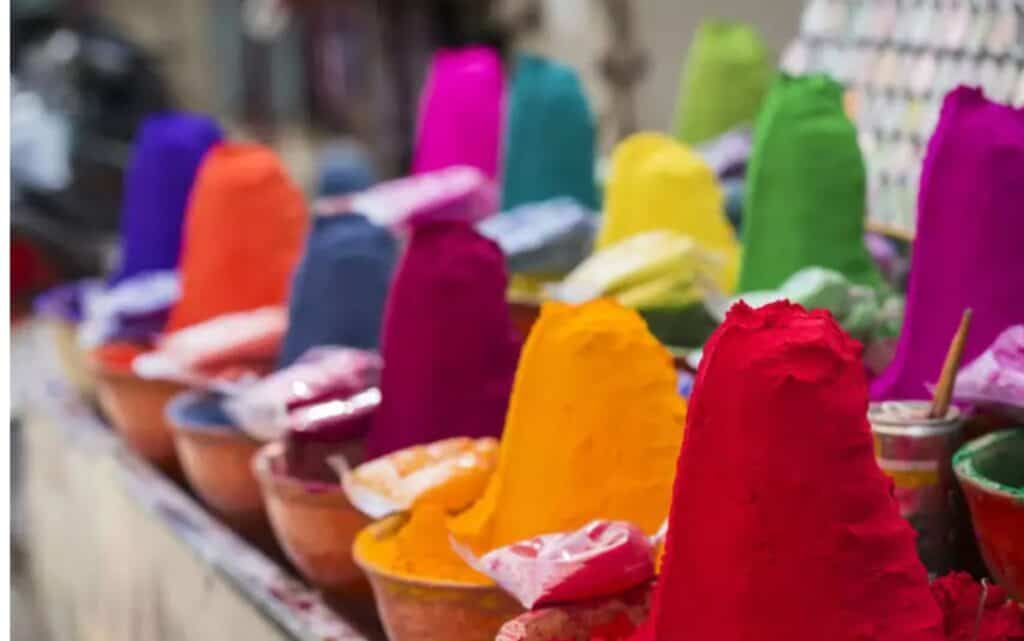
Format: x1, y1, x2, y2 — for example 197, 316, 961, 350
111, 112, 223, 284
278, 214, 398, 367
316, 143, 377, 198
501, 53, 598, 210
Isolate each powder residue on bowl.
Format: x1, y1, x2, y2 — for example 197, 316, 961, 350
355, 505, 491, 585
449, 299, 686, 556
639, 301, 943, 641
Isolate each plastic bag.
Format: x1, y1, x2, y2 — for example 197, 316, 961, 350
952, 325, 1024, 410
459, 520, 655, 610
77, 270, 179, 348
341, 436, 499, 519
133, 307, 286, 389
224, 347, 382, 441
478, 198, 596, 275
284, 387, 381, 483
316, 166, 497, 229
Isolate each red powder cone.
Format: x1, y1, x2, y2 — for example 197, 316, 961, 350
645, 301, 943, 641
166, 143, 307, 332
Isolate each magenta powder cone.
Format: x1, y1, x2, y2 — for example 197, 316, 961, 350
411, 46, 504, 178
872, 87, 1024, 400
367, 220, 521, 458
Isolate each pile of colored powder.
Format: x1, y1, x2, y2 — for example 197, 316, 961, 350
872, 86, 1024, 401
930, 572, 1024, 641
596, 132, 740, 293
112, 112, 222, 284
738, 73, 883, 292
315, 143, 376, 198
673, 19, 772, 145
449, 299, 686, 556
639, 301, 943, 641
367, 220, 520, 458
354, 506, 491, 585
165, 143, 307, 332
278, 214, 397, 367
411, 46, 503, 178
501, 53, 598, 210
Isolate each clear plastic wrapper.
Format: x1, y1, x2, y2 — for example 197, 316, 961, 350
132, 306, 286, 389
478, 198, 596, 275
340, 436, 499, 519
952, 325, 1024, 411
457, 520, 655, 610
284, 387, 381, 482
77, 270, 179, 347
224, 347, 382, 441
316, 165, 497, 229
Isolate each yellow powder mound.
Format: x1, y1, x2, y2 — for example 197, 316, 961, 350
354, 505, 491, 585
449, 299, 686, 555
596, 132, 740, 293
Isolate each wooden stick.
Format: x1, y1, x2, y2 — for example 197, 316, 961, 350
929, 309, 973, 419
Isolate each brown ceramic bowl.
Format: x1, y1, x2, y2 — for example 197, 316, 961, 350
253, 441, 372, 603
168, 391, 268, 537
90, 343, 186, 472
353, 520, 524, 641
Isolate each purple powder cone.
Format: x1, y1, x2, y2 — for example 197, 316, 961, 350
367, 220, 521, 457
872, 87, 1024, 400
411, 46, 503, 178
111, 112, 223, 284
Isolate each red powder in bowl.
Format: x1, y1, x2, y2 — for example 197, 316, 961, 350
642, 301, 943, 641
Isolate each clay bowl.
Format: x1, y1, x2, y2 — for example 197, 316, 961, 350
253, 441, 372, 606
954, 428, 1024, 600
90, 342, 186, 473
496, 582, 652, 641
167, 391, 269, 538
49, 319, 97, 400
353, 520, 524, 641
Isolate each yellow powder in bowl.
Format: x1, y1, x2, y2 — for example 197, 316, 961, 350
450, 299, 686, 555
354, 505, 491, 586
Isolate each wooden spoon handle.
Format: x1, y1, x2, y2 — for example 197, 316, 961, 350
929, 309, 973, 419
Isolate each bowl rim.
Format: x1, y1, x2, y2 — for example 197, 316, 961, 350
351, 519, 500, 592
953, 428, 1024, 502
166, 390, 256, 440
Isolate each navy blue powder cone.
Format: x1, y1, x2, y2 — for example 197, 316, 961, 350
316, 143, 378, 198
278, 213, 398, 367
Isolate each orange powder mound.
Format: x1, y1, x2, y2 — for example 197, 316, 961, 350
449, 299, 686, 555
354, 505, 491, 585
165, 143, 307, 332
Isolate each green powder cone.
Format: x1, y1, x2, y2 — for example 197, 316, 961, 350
674, 19, 774, 145
738, 73, 883, 292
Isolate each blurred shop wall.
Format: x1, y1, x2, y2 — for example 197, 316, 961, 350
510, 0, 805, 149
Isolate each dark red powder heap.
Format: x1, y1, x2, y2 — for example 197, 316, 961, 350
643, 301, 944, 641
367, 220, 521, 458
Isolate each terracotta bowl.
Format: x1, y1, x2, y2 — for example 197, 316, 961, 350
49, 320, 97, 400
90, 343, 186, 472
253, 441, 372, 604
353, 520, 524, 641
168, 391, 268, 537
954, 428, 1024, 601
496, 583, 652, 641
